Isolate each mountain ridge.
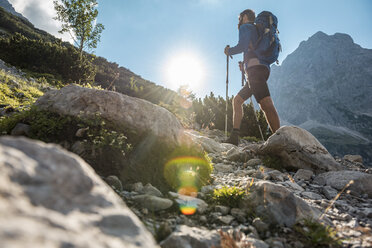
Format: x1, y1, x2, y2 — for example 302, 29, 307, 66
269, 31, 372, 164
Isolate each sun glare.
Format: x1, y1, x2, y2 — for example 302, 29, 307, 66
165, 52, 205, 90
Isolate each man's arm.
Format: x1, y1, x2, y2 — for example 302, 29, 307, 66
228, 25, 251, 55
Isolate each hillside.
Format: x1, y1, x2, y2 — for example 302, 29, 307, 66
0, 5, 179, 107
269, 31, 372, 165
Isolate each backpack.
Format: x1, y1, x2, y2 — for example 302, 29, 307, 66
254, 11, 282, 65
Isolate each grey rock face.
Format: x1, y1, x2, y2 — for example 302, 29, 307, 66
259, 126, 342, 173
10, 123, 31, 136
314, 170, 372, 198
35, 84, 185, 146
160, 225, 220, 248
343, 154, 363, 164
132, 195, 173, 211
242, 181, 322, 227
0, 136, 157, 248
294, 169, 314, 181
105, 175, 123, 191
268, 31, 372, 165
214, 163, 234, 173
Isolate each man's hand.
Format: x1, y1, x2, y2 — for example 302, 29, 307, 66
238, 61, 244, 72
224, 45, 230, 56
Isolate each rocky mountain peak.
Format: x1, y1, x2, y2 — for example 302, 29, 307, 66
0, 0, 28, 21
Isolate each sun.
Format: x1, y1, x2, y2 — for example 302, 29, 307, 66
165, 52, 205, 90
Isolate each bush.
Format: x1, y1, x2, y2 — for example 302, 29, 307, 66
294, 219, 343, 248
212, 186, 246, 208
0, 33, 95, 84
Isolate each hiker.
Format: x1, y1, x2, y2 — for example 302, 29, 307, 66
224, 9, 280, 145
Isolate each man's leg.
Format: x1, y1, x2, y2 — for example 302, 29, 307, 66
233, 94, 245, 129
225, 94, 245, 145
258, 96, 280, 133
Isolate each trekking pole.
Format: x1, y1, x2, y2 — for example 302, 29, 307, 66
225, 54, 233, 137
242, 72, 265, 142
225, 54, 229, 137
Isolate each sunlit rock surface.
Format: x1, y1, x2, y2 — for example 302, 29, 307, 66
0, 136, 158, 248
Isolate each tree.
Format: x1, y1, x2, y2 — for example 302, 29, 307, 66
53, 0, 104, 60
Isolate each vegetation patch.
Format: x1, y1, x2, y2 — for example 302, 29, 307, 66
0, 108, 131, 176
262, 155, 286, 171
212, 185, 246, 208
293, 219, 343, 248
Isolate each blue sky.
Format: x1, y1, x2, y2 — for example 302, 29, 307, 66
10, 0, 372, 98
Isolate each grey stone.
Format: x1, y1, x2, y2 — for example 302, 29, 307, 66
294, 169, 314, 181
322, 186, 338, 200
10, 123, 31, 136
301, 191, 323, 200
160, 225, 220, 248
284, 181, 305, 192
217, 215, 235, 225
241, 181, 322, 227
215, 205, 230, 215
185, 130, 235, 153
201, 185, 214, 194
246, 158, 262, 167
252, 217, 269, 233
314, 170, 372, 198
105, 175, 123, 191
0, 136, 157, 248
230, 208, 247, 223
132, 195, 173, 211
132, 182, 144, 192
169, 192, 208, 214
258, 126, 342, 173
344, 154, 363, 163
36, 84, 185, 146
143, 183, 163, 197
242, 237, 269, 248
214, 163, 234, 173
266, 170, 285, 181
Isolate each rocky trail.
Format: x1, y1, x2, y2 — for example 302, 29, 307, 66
1, 82, 372, 247
118, 129, 372, 248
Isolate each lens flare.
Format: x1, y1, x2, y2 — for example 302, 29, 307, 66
164, 156, 210, 215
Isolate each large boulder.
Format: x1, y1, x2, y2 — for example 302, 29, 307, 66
35, 84, 185, 145
314, 170, 372, 198
258, 126, 342, 173
241, 181, 322, 227
0, 136, 158, 248
160, 225, 220, 248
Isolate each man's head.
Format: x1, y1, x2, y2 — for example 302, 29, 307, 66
238, 9, 255, 29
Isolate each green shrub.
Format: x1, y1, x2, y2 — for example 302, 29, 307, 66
0, 108, 131, 176
294, 219, 343, 248
212, 186, 246, 208
262, 155, 285, 171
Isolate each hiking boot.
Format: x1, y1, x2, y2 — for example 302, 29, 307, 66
225, 129, 239, 145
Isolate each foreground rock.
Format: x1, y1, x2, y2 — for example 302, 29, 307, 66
241, 181, 322, 227
314, 170, 372, 198
0, 136, 158, 248
160, 225, 220, 248
259, 126, 342, 173
35, 84, 185, 145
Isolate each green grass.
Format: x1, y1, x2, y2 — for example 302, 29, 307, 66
0, 69, 45, 108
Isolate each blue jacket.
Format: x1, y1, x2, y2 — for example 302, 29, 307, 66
228, 23, 270, 68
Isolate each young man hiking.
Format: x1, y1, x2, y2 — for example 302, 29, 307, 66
224, 9, 280, 145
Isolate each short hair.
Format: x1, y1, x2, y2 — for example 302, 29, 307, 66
240, 9, 255, 22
